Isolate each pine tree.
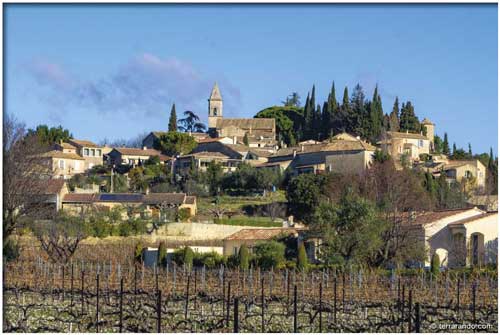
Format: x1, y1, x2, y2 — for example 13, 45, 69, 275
399, 101, 420, 133
168, 103, 177, 132
443, 133, 450, 156
389, 97, 400, 132
350, 84, 365, 136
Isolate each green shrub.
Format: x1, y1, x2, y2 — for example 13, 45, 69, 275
194, 251, 225, 269
157, 242, 167, 267
226, 254, 239, 269
3, 239, 20, 263
254, 241, 286, 270
134, 241, 143, 264
297, 242, 308, 271
177, 208, 191, 222
238, 245, 250, 270
173, 246, 194, 270
431, 253, 440, 277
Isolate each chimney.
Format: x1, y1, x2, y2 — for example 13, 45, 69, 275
143, 146, 147, 150
293, 149, 297, 158
301, 145, 304, 152
233, 136, 237, 144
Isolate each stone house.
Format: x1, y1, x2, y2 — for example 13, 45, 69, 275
107, 148, 170, 167
405, 207, 498, 268
379, 130, 431, 163
423, 158, 487, 190
62, 192, 196, 219
39, 150, 86, 179
261, 133, 376, 175
67, 139, 109, 170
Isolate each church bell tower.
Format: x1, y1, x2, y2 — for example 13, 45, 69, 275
208, 82, 223, 131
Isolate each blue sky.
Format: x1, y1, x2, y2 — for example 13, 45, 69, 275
5, 4, 498, 153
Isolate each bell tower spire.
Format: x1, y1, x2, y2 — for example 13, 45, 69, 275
208, 82, 223, 131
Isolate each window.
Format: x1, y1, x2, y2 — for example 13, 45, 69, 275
419, 140, 424, 147
59, 160, 65, 169
213, 108, 218, 116
84, 148, 89, 156
96, 149, 101, 156
233, 247, 238, 255
91, 149, 95, 156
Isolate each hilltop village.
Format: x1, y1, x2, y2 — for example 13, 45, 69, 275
4, 82, 498, 271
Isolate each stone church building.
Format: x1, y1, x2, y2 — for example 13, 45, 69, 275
208, 83, 276, 149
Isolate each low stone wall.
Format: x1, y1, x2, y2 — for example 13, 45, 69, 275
150, 222, 275, 242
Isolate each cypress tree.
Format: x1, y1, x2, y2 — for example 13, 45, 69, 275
443, 133, 450, 156
488, 147, 495, 170
389, 97, 400, 132
157, 241, 167, 267
297, 242, 308, 271
431, 253, 440, 277
452, 143, 457, 157
238, 244, 250, 270
322, 81, 338, 139
243, 133, 249, 146
369, 85, 383, 141
168, 103, 177, 132
135, 242, 143, 264
302, 93, 311, 141
338, 86, 350, 134
468, 143, 472, 157
314, 104, 322, 140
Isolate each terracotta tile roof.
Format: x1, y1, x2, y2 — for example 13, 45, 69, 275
444, 160, 478, 169
216, 118, 275, 130
448, 212, 498, 227
68, 139, 100, 148
225, 228, 299, 241
46, 179, 66, 194
40, 150, 85, 160
386, 131, 427, 140
54, 142, 76, 150
197, 137, 229, 144
185, 196, 196, 205
63, 193, 97, 203
401, 208, 478, 226
248, 149, 273, 157
63, 192, 192, 205
192, 151, 230, 158
422, 118, 434, 125
226, 144, 250, 153
114, 147, 164, 157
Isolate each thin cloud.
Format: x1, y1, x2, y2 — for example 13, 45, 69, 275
24, 53, 242, 119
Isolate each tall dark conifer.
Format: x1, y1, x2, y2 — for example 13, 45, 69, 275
443, 133, 450, 156
389, 97, 400, 132
168, 103, 177, 132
